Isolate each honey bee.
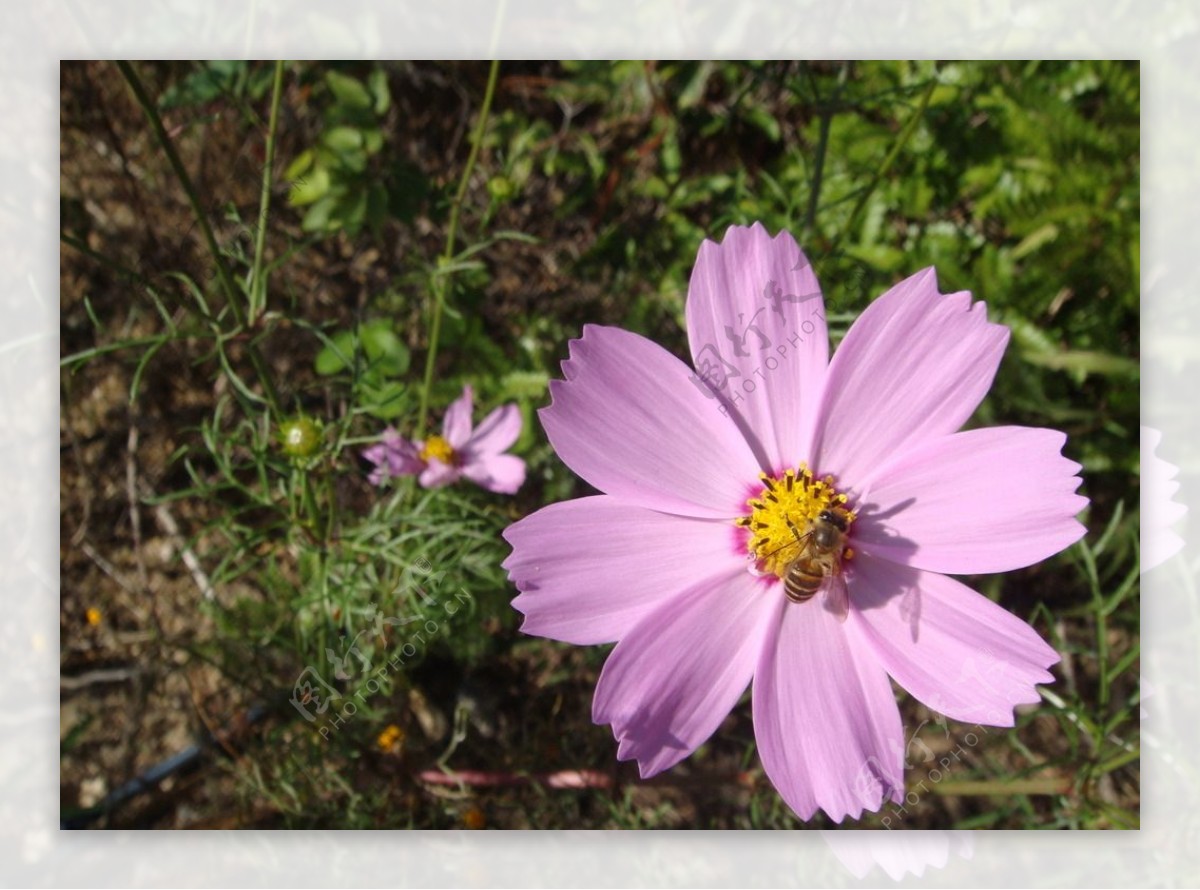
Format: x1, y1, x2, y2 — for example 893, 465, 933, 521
776, 509, 851, 620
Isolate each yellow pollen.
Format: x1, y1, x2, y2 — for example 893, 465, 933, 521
734, 464, 856, 578
420, 435, 455, 464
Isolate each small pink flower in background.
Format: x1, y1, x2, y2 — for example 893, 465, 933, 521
363, 385, 525, 494
503, 223, 1088, 822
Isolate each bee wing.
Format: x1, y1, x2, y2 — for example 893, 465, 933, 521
752, 527, 812, 577
821, 571, 850, 623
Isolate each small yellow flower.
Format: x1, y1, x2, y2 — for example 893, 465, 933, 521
376, 724, 405, 754
462, 806, 486, 829
85, 607, 102, 627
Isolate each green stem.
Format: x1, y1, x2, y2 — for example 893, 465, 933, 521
61, 232, 151, 288
250, 60, 286, 325
834, 71, 938, 250
930, 778, 1070, 797
803, 62, 849, 241
1073, 538, 1110, 713
116, 60, 282, 416
117, 61, 245, 326
416, 59, 501, 439
1091, 580, 1111, 712
1097, 746, 1140, 774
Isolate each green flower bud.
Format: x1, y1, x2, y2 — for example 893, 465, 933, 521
279, 417, 322, 458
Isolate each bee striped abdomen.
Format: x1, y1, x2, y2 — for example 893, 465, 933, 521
784, 565, 823, 603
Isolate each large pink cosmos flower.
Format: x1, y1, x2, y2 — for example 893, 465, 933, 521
502, 223, 1087, 822
363, 385, 526, 494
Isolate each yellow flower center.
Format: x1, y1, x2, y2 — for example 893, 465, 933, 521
420, 435, 455, 464
735, 464, 856, 578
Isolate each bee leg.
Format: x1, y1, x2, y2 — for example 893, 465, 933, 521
784, 514, 806, 544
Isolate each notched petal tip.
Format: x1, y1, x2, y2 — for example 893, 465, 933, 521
704, 221, 807, 264
538, 324, 760, 517
752, 602, 905, 824
589, 571, 772, 781
814, 270, 1019, 495
853, 424, 1091, 575
850, 555, 1064, 728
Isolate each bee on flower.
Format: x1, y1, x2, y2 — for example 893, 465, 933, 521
502, 223, 1087, 822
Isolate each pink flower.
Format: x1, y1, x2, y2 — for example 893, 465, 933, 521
502, 223, 1087, 822
363, 385, 526, 494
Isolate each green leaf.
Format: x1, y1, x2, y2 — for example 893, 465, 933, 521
283, 148, 314, 184
362, 128, 384, 155
744, 104, 781, 142
360, 320, 410, 376
314, 330, 356, 375
325, 70, 372, 111
158, 61, 243, 110
1012, 223, 1060, 260
314, 322, 410, 378
301, 192, 338, 230
322, 125, 364, 153
677, 61, 715, 109
322, 127, 367, 173
361, 380, 408, 419
499, 370, 549, 399
1020, 349, 1139, 378
368, 67, 391, 115
289, 165, 331, 206
334, 188, 368, 235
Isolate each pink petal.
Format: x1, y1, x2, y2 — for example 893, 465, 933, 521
464, 403, 521, 456
685, 222, 830, 469
442, 385, 474, 449
505, 496, 741, 645
363, 428, 424, 484
418, 459, 459, 489
753, 599, 905, 822
462, 453, 526, 494
365, 459, 391, 486
851, 426, 1088, 574
389, 435, 424, 473
592, 569, 776, 776
363, 438, 394, 484
848, 553, 1059, 727
540, 324, 762, 519
812, 268, 1009, 493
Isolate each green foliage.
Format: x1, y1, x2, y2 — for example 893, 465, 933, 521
313, 319, 412, 419
284, 65, 418, 238
158, 60, 276, 110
